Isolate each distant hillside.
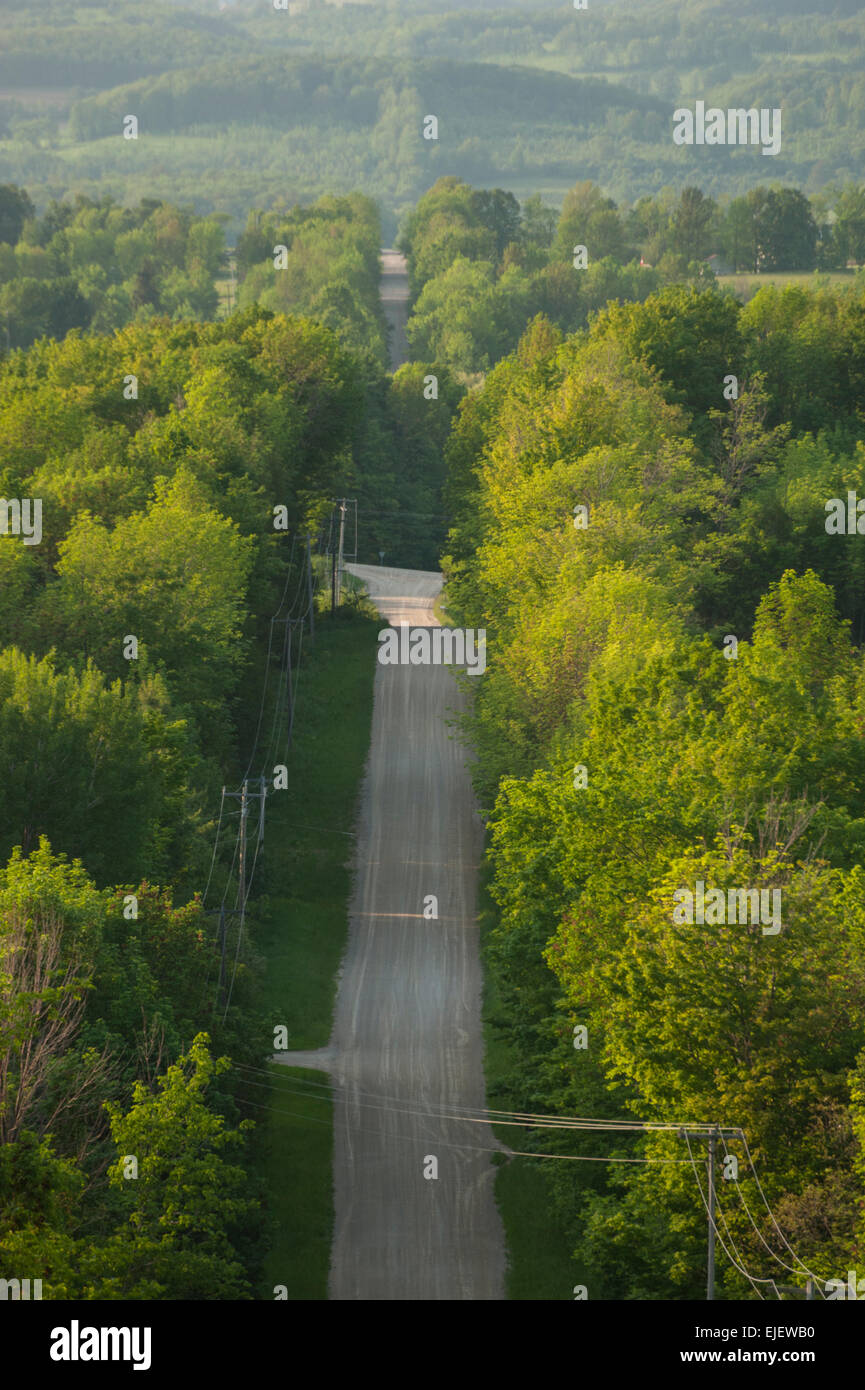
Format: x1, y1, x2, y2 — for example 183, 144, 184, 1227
0, 2, 243, 88
67, 56, 664, 140
1, 0, 864, 226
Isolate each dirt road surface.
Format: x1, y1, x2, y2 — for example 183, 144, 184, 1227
379, 249, 410, 372
276, 563, 506, 1300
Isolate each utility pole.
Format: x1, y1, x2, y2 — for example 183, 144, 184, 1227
238, 778, 249, 911
258, 774, 266, 845
331, 536, 337, 615
306, 534, 315, 643
214, 776, 268, 1015
679, 1126, 738, 1300
336, 498, 347, 608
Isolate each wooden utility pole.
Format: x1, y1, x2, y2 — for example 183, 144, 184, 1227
679, 1127, 739, 1300
238, 778, 249, 910
258, 774, 266, 846
336, 499, 347, 608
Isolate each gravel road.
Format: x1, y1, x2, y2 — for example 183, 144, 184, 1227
379, 249, 410, 372
275, 563, 506, 1300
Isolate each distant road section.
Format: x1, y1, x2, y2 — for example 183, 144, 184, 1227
379, 249, 410, 372
319, 563, 506, 1299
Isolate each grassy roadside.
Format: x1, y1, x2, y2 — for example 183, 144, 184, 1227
478, 855, 578, 1300
432, 577, 455, 629
254, 602, 379, 1299
261, 1064, 334, 1300
432, 590, 452, 627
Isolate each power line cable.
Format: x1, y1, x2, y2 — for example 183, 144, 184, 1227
219, 815, 242, 911
202, 786, 226, 908
683, 1132, 780, 1295
241, 532, 298, 782
721, 1132, 827, 1297
260, 617, 292, 778
711, 1174, 768, 1301
234, 1089, 699, 1164
236, 1062, 719, 1138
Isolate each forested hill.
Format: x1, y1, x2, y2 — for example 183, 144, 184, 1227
68, 57, 662, 141
61, 57, 666, 225
3, 0, 865, 225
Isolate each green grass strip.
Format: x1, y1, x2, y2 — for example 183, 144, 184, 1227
255, 605, 378, 1297
260, 1064, 334, 1301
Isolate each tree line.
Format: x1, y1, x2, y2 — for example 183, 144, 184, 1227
3, 165, 865, 1303
442, 279, 865, 1297
0, 294, 446, 1296
0, 187, 224, 349
397, 175, 865, 377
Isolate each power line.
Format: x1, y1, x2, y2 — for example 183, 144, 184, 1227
683, 1131, 780, 1298
219, 811, 242, 911
241, 616, 277, 785
234, 1062, 713, 1140
233, 1086, 697, 1165
260, 617, 292, 779
711, 1168, 768, 1301
287, 619, 304, 749
215, 530, 322, 1014
234, 1061, 824, 1296
240, 531, 298, 783
202, 786, 226, 908
723, 1132, 827, 1297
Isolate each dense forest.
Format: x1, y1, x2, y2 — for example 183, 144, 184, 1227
0, 189, 225, 348
442, 277, 865, 1296
4, 183, 865, 1296
3, 170, 863, 371
0, 181, 461, 563
0, 260, 460, 1291
0, 303, 362, 1295
396, 174, 865, 374
3, 0, 865, 1293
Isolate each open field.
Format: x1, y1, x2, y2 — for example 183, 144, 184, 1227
717, 269, 864, 300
